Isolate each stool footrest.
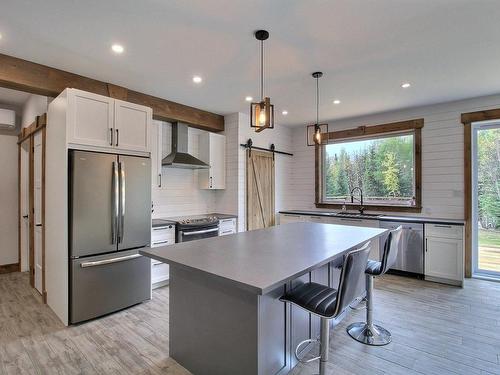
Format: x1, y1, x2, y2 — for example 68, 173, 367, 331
295, 338, 321, 364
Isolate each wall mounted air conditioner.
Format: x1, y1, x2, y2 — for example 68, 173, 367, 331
0, 108, 16, 129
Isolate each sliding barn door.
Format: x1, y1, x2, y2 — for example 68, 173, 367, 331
246, 150, 275, 231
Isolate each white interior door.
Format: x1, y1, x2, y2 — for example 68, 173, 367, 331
20, 140, 30, 272
33, 132, 43, 293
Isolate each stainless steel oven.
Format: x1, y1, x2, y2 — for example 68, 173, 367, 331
178, 224, 219, 242
174, 216, 220, 243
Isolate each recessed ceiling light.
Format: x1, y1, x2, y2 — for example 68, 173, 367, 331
401, 82, 411, 88
245, 96, 253, 102
282, 110, 288, 115
333, 99, 341, 105
111, 44, 124, 54
192, 76, 202, 84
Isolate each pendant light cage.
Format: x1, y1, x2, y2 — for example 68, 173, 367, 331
307, 71, 329, 146
250, 30, 274, 132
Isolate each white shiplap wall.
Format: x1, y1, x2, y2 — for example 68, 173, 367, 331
152, 121, 215, 218
286, 93, 500, 220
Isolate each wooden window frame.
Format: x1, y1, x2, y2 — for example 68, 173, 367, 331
461, 108, 500, 278
315, 118, 423, 213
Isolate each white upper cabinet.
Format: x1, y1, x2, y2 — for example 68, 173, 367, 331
67, 89, 114, 148
150, 120, 163, 188
114, 99, 151, 153
65, 89, 151, 154
199, 132, 226, 189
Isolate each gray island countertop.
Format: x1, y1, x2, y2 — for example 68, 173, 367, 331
140, 222, 386, 295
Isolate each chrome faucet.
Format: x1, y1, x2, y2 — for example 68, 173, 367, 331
350, 187, 364, 214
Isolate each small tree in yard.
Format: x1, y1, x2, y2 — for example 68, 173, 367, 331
382, 152, 400, 197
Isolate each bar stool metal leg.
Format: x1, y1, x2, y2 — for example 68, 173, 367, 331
346, 275, 392, 346
319, 317, 329, 375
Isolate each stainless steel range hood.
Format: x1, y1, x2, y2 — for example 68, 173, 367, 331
162, 122, 209, 169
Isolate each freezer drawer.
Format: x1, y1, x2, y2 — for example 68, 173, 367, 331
70, 249, 151, 324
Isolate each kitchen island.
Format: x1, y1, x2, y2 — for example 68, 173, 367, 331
140, 222, 386, 375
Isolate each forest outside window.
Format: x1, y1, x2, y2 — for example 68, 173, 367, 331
315, 119, 423, 212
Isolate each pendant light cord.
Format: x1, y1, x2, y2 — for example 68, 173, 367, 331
316, 75, 319, 127
261, 40, 264, 100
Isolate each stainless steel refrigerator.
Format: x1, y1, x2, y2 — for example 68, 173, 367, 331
69, 150, 151, 324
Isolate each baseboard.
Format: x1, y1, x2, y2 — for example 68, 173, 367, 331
0, 263, 20, 274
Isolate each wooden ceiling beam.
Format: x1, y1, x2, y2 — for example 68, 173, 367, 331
0, 53, 224, 132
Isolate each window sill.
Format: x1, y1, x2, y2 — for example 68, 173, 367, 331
315, 202, 422, 213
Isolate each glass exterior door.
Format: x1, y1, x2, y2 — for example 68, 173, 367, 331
472, 122, 500, 278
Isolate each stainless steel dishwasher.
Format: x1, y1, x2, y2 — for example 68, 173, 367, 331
379, 221, 424, 276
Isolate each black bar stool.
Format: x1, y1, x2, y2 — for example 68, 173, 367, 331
346, 226, 403, 346
280, 243, 371, 375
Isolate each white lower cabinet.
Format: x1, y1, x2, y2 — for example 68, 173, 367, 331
219, 218, 237, 236
424, 224, 464, 286
151, 224, 175, 288
279, 213, 309, 224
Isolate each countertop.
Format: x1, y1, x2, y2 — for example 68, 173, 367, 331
279, 210, 465, 226
157, 213, 237, 222
140, 222, 386, 295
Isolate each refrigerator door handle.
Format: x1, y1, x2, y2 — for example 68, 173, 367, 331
119, 161, 126, 243
80, 254, 141, 268
112, 161, 119, 245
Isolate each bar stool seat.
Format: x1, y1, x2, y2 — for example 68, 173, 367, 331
280, 282, 338, 318
365, 259, 382, 275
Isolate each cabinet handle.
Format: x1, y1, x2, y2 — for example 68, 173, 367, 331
210, 176, 213, 188
109, 128, 113, 146
115, 129, 119, 146
434, 224, 452, 228
425, 238, 428, 252
158, 174, 162, 188
153, 240, 170, 245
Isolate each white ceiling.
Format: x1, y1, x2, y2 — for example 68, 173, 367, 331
1, 0, 500, 127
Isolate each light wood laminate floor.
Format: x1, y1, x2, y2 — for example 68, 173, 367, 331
1, 272, 500, 374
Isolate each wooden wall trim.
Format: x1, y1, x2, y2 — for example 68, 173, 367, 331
461, 108, 500, 124
0, 53, 224, 132
18, 114, 47, 144
327, 118, 424, 141
461, 107, 500, 278
0, 263, 20, 274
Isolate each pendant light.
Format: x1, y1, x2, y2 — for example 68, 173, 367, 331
307, 72, 328, 146
250, 30, 274, 132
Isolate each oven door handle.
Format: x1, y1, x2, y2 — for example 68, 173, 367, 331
182, 227, 219, 236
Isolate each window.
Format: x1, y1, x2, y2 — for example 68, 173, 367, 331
315, 119, 422, 212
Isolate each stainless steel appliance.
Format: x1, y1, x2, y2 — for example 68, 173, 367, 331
174, 215, 220, 242
69, 150, 151, 323
162, 122, 209, 169
379, 221, 424, 276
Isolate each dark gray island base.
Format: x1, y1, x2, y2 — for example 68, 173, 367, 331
141, 222, 386, 375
